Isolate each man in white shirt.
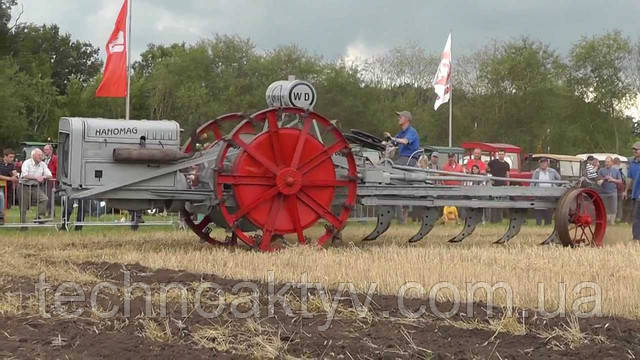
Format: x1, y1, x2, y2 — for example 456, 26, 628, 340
531, 158, 561, 225
20, 148, 52, 223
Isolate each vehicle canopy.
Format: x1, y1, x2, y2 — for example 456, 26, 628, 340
460, 142, 523, 171
524, 154, 584, 178
460, 142, 522, 154
18, 141, 57, 161
576, 153, 629, 174
576, 153, 628, 162
20, 141, 55, 147
423, 145, 466, 155
422, 145, 466, 168
531, 154, 583, 162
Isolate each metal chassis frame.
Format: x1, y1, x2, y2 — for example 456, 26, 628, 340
357, 184, 566, 210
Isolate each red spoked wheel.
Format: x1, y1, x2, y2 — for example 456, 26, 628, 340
180, 112, 246, 245
182, 112, 246, 153
214, 107, 358, 252
555, 188, 606, 247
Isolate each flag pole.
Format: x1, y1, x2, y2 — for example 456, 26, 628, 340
448, 31, 452, 147
125, 0, 132, 120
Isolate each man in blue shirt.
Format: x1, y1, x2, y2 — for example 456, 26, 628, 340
383, 111, 420, 166
626, 141, 640, 240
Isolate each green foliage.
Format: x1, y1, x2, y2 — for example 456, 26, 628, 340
461, 38, 568, 150
0, 0, 17, 29
8, 23, 102, 94
568, 31, 634, 152
0, 0, 17, 55
0, 57, 61, 146
0, 58, 28, 146
569, 31, 632, 111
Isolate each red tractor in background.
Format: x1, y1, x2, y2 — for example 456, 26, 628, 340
460, 142, 532, 185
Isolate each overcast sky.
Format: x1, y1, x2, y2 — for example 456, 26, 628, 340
11, 0, 640, 62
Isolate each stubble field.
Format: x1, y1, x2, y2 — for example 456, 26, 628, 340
0, 223, 639, 359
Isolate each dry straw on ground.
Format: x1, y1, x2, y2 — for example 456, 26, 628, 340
0, 223, 638, 318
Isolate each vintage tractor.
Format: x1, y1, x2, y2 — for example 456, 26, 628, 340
56, 79, 607, 251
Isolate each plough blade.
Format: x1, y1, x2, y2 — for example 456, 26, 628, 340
362, 206, 394, 241
494, 209, 526, 244
448, 208, 483, 243
408, 207, 441, 243
540, 228, 560, 245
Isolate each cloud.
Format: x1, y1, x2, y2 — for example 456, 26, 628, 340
343, 41, 387, 66
11, 0, 640, 63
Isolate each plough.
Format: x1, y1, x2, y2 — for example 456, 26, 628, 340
57, 79, 607, 251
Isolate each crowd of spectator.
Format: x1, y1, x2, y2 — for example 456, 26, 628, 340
0, 149, 19, 223
0, 145, 57, 225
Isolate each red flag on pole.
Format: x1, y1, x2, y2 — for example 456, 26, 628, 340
433, 33, 451, 111
96, 0, 128, 97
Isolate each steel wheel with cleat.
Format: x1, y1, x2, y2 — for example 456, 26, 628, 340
214, 107, 358, 251
555, 188, 606, 247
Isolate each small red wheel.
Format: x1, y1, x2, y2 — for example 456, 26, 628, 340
214, 107, 358, 251
182, 113, 246, 153
181, 112, 246, 244
555, 188, 606, 247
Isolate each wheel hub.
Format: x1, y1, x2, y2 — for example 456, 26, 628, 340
230, 127, 337, 232
276, 168, 302, 195
575, 214, 592, 226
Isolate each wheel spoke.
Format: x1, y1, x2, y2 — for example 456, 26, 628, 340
260, 195, 284, 251
231, 186, 280, 222
232, 136, 279, 174
575, 195, 583, 216
578, 226, 586, 241
267, 111, 284, 168
297, 190, 342, 229
302, 179, 352, 187
579, 194, 591, 217
286, 195, 305, 244
217, 174, 275, 186
211, 123, 223, 140
291, 116, 312, 168
297, 140, 348, 175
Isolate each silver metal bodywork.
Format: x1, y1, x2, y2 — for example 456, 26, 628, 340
57, 118, 191, 210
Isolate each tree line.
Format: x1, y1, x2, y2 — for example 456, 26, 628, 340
1, 0, 639, 156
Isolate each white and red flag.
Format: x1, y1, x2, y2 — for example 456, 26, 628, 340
433, 33, 451, 111
96, 0, 128, 97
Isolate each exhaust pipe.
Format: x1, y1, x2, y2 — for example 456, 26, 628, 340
113, 148, 192, 163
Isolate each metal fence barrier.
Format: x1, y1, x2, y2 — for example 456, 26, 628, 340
348, 204, 377, 222
0, 180, 178, 230
0, 179, 57, 228
59, 195, 178, 229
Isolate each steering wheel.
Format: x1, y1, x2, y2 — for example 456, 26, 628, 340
351, 129, 384, 145
344, 133, 386, 151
